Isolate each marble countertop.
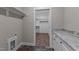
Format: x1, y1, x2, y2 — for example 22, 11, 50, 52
54, 30, 79, 51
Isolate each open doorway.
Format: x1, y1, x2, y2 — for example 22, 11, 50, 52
34, 8, 52, 47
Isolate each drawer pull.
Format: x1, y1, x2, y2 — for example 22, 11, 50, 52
60, 42, 62, 44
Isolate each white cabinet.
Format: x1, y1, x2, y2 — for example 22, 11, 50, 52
53, 38, 59, 51
61, 44, 70, 51
53, 34, 73, 51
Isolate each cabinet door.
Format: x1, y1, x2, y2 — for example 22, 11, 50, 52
57, 41, 69, 51
61, 44, 69, 51
62, 41, 74, 51
56, 37, 69, 51
54, 36, 61, 51
53, 39, 57, 50
56, 37, 73, 51
53, 38, 61, 51
53, 35, 59, 51
54, 36, 70, 51
53, 34, 73, 51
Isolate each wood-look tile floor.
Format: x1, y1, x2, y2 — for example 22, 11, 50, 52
17, 45, 54, 51
36, 33, 49, 47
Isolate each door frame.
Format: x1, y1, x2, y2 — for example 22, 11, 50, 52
33, 7, 53, 47
34, 8, 36, 46
49, 8, 53, 48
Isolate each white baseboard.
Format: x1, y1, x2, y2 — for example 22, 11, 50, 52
0, 48, 7, 51
15, 42, 35, 51
21, 42, 35, 46
0, 42, 35, 51
15, 43, 22, 51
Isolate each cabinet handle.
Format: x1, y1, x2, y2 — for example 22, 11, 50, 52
60, 42, 62, 44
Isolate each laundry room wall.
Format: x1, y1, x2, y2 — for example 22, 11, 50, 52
64, 7, 79, 32
52, 7, 64, 30
0, 15, 23, 50
23, 7, 35, 44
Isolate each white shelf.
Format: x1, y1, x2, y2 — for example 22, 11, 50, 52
40, 21, 48, 22
0, 7, 25, 19
36, 18, 48, 20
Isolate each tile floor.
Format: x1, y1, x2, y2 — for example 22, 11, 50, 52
36, 33, 49, 47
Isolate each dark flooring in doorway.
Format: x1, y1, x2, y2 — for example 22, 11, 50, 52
17, 33, 53, 51
17, 45, 54, 51
36, 33, 49, 47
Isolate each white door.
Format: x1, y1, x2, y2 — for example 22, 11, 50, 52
39, 21, 49, 33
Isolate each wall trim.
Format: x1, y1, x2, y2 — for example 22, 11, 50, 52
15, 42, 35, 51
21, 42, 35, 46
15, 43, 23, 51
0, 48, 7, 51
34, 8, 36, 46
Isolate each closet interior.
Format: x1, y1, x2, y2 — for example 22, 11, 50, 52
35, 8, 50, 47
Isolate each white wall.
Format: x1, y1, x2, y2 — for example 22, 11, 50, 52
23, 7, 34, 44
0, 15, 23, 50
64, 7, 79, 32
15, 7, 25, 13
35, 9, 49, 33
51, 7, 79, 32
39, 22, 49, 33
52, 7, 64, 30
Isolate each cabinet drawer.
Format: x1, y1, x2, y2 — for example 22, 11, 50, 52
54, 34, 73, 51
